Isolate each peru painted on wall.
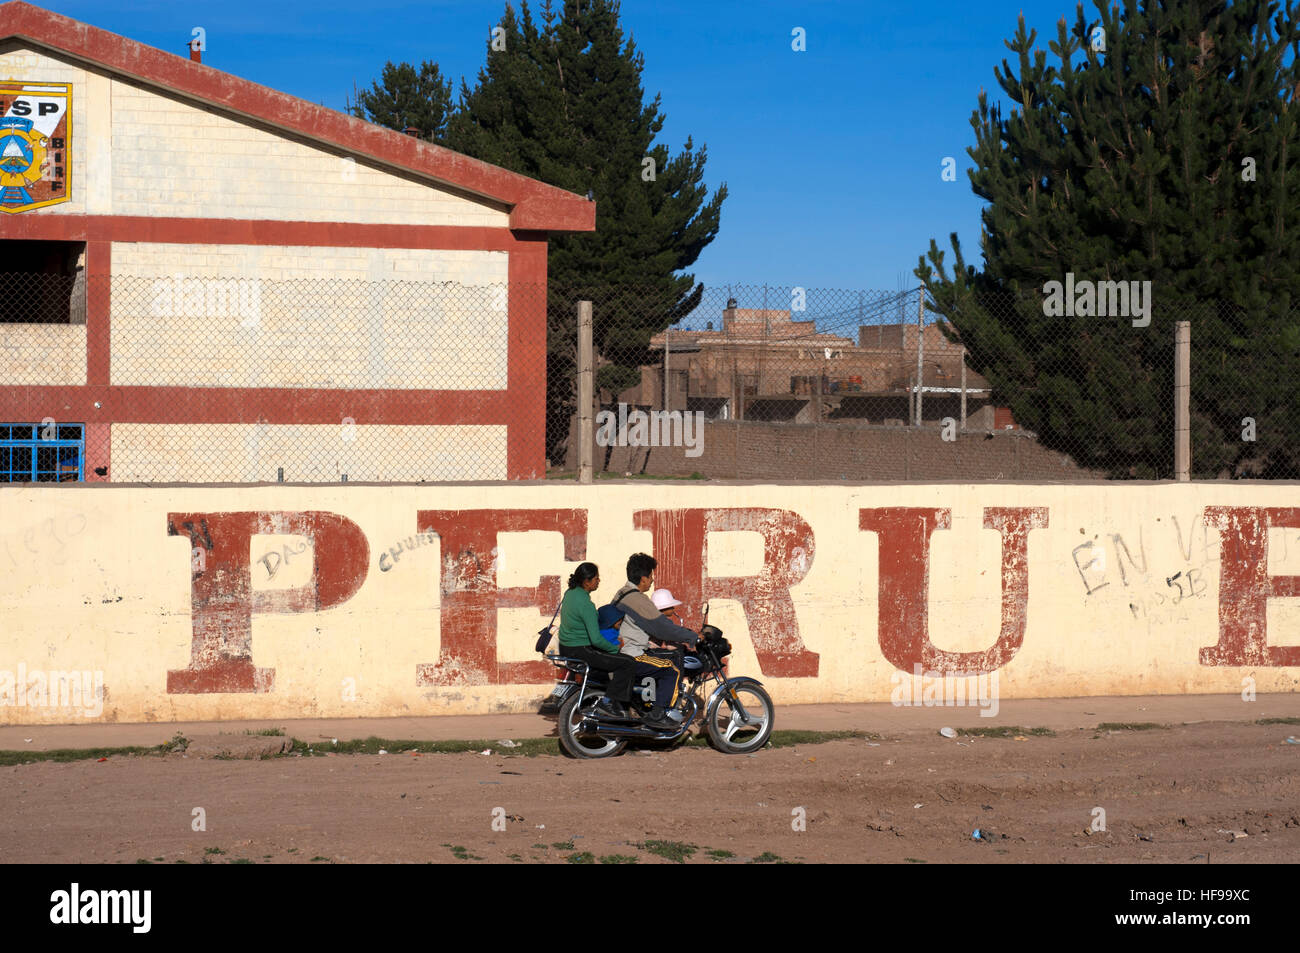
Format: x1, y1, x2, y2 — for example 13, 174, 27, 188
1, 483, 1298, 724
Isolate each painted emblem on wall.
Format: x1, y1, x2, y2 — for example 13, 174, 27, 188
0, 81, 70, 213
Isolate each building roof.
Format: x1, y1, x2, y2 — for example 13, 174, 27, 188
650, 329, 858, 349
0, 1, 596, 233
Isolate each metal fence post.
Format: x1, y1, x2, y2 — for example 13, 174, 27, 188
1175, 320, 1190, 481
960, 346, 967, 432
578, 300, 594, 484
915, 287, 926, 426
663, 326, 670, 411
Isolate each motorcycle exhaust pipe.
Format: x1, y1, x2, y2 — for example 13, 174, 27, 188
578, 719, 687, 740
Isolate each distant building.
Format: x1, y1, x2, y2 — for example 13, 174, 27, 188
622, 305, 1010, 428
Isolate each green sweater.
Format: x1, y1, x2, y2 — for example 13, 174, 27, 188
557, 587, 618, 652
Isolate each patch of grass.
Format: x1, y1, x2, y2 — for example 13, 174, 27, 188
550, 840, 576, 851
310, 856, 330, 863
599, 854, 639, 864
956, 726, 1056, 738
507, 853, 523, 862
565, 852, 596, 864
1097, 722, 1169, 732
0, 724, 900, 771
638, 840, 697, 863
230, 858, 252, 864
748, 851, 783, 864
0, 741, 178, 767
0, 726, 894, 769
245, 727, 285, 736
1257, 717, 1300, 725
153, 857, 164, 862
286, 848, 299, 854
531, 843, 547, 850
767, 729, 881, 747
706, 849, 735, 860
289, 735, 556, 758
447, 845, 482, 861
135, 859, 151, 864
204, 847, 225, 856
904, 857, 927, 864
684, 729, 881, 751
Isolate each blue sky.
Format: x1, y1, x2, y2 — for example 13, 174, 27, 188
39, 0, 1091, 295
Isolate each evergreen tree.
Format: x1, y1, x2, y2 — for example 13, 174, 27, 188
445, 0, 727, 454
917, 0, 1300, 477
349, 61, 454, 143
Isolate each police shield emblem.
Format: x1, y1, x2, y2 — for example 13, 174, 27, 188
0, 81, 71, 213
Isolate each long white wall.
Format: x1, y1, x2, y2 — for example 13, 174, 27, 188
1, 482, 1297, 725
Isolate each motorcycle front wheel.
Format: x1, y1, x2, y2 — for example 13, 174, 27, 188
706, 683, 774, 754
557, 694, 629, 759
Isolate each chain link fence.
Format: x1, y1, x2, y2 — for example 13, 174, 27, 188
930, 288, 1300, 480
0, 272, 1294, 482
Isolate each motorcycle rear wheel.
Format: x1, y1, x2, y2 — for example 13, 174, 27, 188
557, 694, 629, 759
706, 683, 774, 754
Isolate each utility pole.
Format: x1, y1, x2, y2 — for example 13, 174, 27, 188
663, 326, 670, 411
960, 345, 968, 432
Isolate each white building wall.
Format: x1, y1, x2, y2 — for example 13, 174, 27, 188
110, 423, 507, 482
0, 43, 510, 226
109, 242, 509, 390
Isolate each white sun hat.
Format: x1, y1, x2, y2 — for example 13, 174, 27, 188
651, 588, 683, 610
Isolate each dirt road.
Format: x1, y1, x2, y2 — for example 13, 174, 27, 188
3, 716, 1298, 864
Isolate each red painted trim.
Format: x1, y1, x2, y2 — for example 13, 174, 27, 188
507, 232, 548, 478
85, 241, 109, 384
1, 219, 551, 479
85, 421, 109, 481
0, 386, 516, 426
0, 214, 531, 251
0, 1, 595, 233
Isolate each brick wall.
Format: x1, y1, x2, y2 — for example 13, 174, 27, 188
566, 414, 1097, 481
109, 242, 509, 389
0, 44, 510, 226
110, 423, 507, 482
0, 44, 89, 216
107, 76, 508, 224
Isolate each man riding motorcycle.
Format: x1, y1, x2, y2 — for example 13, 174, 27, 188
612, 553, 698, 729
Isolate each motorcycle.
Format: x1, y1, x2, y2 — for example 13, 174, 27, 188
541, 606, 775, 758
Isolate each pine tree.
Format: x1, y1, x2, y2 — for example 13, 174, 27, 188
916, 0, 1300, 477
445, 0, 727, 453
349, 61, 454, 143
